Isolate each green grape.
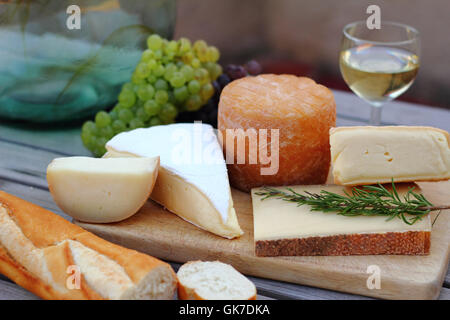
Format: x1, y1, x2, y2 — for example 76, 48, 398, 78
164, 63, 177, 81
137, 83, 155, 101
188, 79, 201, 94
135, 62, 151, 78
136, 107, 151, 122
197, 48, 208, 62
202, 62, 215, 77
194, 40, 208, 62
81, 130, 93, 149
210, 63, 223, 80
153, 49, 163, 60
180, 65, 194, 81
122, 82, 134, 91
176, 61, 185, 69
182, 51, 194, 64
81, 36, 223, 156
173, 86, 189, 102
147, 59, 157, 70
170, 72, 186, 88
95, 111, 111, 128
129, 118, 144, 130
131, 72, 146, 85
109, 110, 118, 121
165, 40, 178, 54
147, 34, 163, 50
194, 68, 209, 84
168, 91, 176, 104
147, 74, 157, 84
154, 64, 165, 77
141, 49, 153, 61
163, 52, 176, 64
154, 78, 169, 91
149, 116, 162, 126
99, 125, 114, 140
144, 100, 161, 116
155, 90, 169, 104
112, 119, 126, 133
160, 103, 178, 122
200, 83, 214, 101
118, 109, 134, 123
193, 40, 207, 54
82, 120, 97, 134
118, 89, 136, 108
94, 137, 108, 157
191, 58, 201, 68
178, 37, 191, 54
207, 46, 220, 62
185, 94, 203, 111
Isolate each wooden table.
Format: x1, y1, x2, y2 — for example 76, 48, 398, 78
0, 90, 449, 300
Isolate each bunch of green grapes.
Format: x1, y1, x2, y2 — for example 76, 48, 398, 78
81, 35, 222, 157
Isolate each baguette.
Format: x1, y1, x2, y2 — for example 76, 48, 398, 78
177, 261, 256, 300
0, 190, 177, 300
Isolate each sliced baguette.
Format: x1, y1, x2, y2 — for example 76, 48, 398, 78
0, 190, 177, 300
177, 261, 256, 300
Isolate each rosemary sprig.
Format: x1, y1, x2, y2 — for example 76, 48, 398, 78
255, 181, 450, 225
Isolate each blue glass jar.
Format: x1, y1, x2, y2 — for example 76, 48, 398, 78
0, 0, 176, 122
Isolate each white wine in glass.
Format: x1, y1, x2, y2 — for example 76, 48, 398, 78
340, 21, 420, 125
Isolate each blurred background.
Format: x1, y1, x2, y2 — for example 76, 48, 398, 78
175, 0, 450, 110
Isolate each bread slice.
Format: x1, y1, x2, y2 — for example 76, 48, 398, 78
330, 126, 450, 186
0, 190, 177, 300
177, 261, 256, 300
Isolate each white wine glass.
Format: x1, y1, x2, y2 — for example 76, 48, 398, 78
339, 21, 420, 125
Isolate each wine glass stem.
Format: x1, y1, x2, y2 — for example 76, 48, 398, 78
370, 105, 383, 126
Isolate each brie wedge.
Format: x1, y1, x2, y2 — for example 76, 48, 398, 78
330, 126, 450, 186
105, 123, 243, 239
47, 157, 159, 223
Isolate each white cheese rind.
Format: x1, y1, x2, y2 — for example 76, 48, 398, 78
251, 184, 431, 241
105, 123, 230, 223
330, 126, 450, 186
105, 123, 243, 239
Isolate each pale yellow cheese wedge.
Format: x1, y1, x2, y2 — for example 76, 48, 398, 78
330, 126, 450, 186
47, 157, 159, 223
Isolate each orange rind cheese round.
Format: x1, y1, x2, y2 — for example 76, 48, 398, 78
218, 74, 336, 192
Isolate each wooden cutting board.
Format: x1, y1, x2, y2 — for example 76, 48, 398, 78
76, 180, 450, 300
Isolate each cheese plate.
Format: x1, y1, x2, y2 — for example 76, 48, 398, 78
76, 179, 450, 300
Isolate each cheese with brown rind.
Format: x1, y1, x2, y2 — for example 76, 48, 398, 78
218, 74, 336, 192
251, 184, 431, 256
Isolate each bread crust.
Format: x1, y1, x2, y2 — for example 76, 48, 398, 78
0, 190, 177, 300
177, 260, 257, 300
255, 231, 431, 256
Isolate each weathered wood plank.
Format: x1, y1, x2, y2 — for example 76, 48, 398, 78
0, 279, 39, 300
333, 91, 450, 131
438, 287, 450, 300
0, 122, 89, 157
445, 267, 450, 288
0, 179, 71, 220
167, 262, 368, 300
